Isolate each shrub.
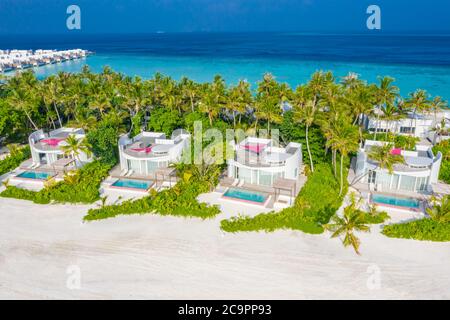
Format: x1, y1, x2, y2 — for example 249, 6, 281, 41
220, 163, 345, 234
86, 120, 120, 166
0, 161, 111, 204
382, 219, 450, 242
147, 107, 182, 136
433, 141, 450, 183
360, 211, 390, 224
364, 132, 419, 150
83, 164, 221, 221
0, 146, 30, 176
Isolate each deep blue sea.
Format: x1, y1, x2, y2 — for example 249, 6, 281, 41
1, 33, 450, 100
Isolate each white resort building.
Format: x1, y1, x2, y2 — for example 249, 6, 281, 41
210, 136, 304, 209
29, 127, 92, 168
101, 129, 191, 195
227, 137, 302, 187
117, 129, 190, 177
354, 140, 442, 194
7, 127, 92, 189
362, 110, 450, 141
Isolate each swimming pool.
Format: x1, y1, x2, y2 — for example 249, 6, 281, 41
372, 194, 420, 210
223, 187, 268, 205
16, 171, 54, 180
111, 179, 153, 190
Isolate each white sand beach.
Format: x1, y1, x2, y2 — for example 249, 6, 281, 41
0, 196, 449, 300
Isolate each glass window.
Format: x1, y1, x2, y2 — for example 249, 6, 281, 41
399, 175, 415, 192
259, 171, 272, 186
377, 171, 392, 190
238, 167, 252, 183
147, 161, 158, 173
416, 177, 428, 191
128, 159, 142, 174
400, 127, 416, 134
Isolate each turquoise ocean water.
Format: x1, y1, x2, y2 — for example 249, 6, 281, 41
2, 33, 450, 100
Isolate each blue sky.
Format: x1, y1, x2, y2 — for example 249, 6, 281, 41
0, 0, 449, 34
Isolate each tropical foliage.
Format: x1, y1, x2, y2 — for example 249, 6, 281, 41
433, 140, 450, 183
0, 161, 111, 204
83, 163, 221, 221
0, 145, 30, 176
382, 219, 450, 242
220, 163, 345, 234
324, 193, 371, 255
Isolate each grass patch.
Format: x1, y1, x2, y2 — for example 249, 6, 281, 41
382, 219, 450, 242
220, 163, 345, 234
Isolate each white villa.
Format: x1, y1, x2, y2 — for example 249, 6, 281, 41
117, 129, 190, 177
354, 140, 442, 194
362, 110, 450, 140
29, 127, 92, 168
227, 137, 302, 187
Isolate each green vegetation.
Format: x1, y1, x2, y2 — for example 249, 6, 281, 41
364, 132, 419, 150
433, 140, 450, 184
382, 219, 450, 242
220, 163, 345, 234
83, 164, 221, 221
0, 145, 30, 176
382, 195, 450, 241
0, 161, 111, 204
1, 67, 449, 244
86, 116, 122, 166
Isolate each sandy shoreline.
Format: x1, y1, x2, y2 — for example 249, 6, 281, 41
0, 197, 449, 299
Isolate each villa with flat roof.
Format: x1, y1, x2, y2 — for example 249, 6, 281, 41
362, 110, 450, 140
353, 140, 442, 194
29, 127, 92, 168
227, 136, 302, 188
117, 129, 190, 178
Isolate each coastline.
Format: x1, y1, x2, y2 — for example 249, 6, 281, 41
0, 196, 449, 299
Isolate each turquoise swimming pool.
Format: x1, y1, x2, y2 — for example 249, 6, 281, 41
223, 187, 268, 204
17, 171, 53, 180
372, 194, 420, 209
111, 179, 153, 190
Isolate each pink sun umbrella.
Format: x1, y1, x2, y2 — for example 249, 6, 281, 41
390, 148, 402, 155
41, 138, 64, 146
243, 143, 267, 153
131, 147, 152, 153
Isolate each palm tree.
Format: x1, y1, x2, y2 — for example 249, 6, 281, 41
367, 143, 405, 174
430, 96, 448, 128
199, 88, 221, 127
255, 96, 282, 132
181, 77, 199, 113
426, 196, 450, 223
7, 86, 39, 130
324, 193, 370, 255
60, 135, 92, 168
293, 99, 316, 172
226, 80, 251, 128
405, 89, 431, 135
373, 77, 399, 140
379, 103, 404, 140
332, 123, 359, 196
